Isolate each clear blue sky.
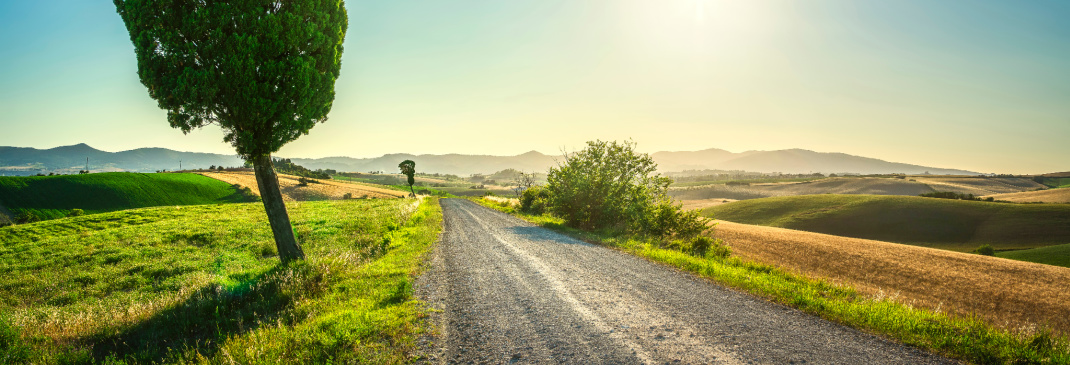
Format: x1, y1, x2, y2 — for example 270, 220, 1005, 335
1, 0, 1067, 173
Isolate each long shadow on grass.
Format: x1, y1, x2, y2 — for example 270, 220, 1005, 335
86, 263, 304, 363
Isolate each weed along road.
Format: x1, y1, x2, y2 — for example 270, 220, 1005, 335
417, 199, 955, 364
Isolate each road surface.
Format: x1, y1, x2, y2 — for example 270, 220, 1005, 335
416, 199, 953, 364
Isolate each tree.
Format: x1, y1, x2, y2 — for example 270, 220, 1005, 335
398, 160, 416, 197
512, 171, 537, 198
114, 0, 348, 262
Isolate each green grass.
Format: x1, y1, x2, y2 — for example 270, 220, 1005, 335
0, 198, 442, 363
0, 173, 257, 221
472, 197, 1070, 365
998, 243, 1070, 268
702, 194, 1070, 252
1036, 177, 1070, 189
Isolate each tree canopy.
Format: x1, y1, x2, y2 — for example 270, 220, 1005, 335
398, 160, 416, 197
114, 0, 348, 160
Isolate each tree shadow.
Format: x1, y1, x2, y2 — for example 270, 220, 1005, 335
86, 264, 299, 363
504, 226, 593, 246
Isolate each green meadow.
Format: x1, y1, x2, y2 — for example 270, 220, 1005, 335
0, 173, 256, 221
0, 198, 441, 363
702, 194, 1070, 252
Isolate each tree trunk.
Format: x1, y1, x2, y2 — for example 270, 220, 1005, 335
409, 184, 416, 198
253, 154, 305, 262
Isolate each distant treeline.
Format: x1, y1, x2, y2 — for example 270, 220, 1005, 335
919, 191, 995, 202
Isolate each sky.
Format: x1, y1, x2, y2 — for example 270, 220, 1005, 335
0, 1, 1068, 174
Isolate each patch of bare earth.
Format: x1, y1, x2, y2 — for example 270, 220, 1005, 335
199, 171, 405, 201
983, 188, 1070, 204
712, 221, 1070, 334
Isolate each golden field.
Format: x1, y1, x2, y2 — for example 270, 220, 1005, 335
712, 220, 1070, 334
199, 171, 405, 201
984, 188, 1070, 203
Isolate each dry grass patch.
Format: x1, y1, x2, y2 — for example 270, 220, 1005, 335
677, 198, 737, 211
713, 221, 1070, 334
200, 171, 405, 201
984, 188, 1070, 204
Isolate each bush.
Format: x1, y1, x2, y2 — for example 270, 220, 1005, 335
14, 212, 40, 224
520, 186, 550, 215
690, 236, 731, 259
546, 140, 670, 231
67, 209, 84, 217
343, 192, 353, 199
975, 244, 996, 256
639, 199, 710, 239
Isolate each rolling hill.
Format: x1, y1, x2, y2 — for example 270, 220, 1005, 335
4, 143, 986, 176
702, 194, 1070, 251
0, 172, 256, 221
0, 144, 244, 175
652, 148, 977, 175
671, 176, 1044, 201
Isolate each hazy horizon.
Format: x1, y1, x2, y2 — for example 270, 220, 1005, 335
2, 1, 1068, 174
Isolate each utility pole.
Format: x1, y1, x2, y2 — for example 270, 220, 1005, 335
86, 157, 89, 173
180, 160, 182, 170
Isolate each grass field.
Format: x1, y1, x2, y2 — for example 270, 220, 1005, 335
0, 173, 257, 221
0, 198, 441, 363
201, 171, 405, 201
670, 176, 1045, 202
983, 188, 1070, 203
473, 197, 1070, 364
998, 243, 1070, 268
702, 194, 1070, 252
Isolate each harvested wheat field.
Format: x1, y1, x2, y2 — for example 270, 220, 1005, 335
678, 198, 737, 211
199, 171, 405, 201
670, 176, 1044, 201
984, 188, 1070, 203
913, 176, 1047, 196
712, 221, 1070, 334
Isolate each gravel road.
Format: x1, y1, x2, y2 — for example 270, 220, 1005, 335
416, 199, 954, 364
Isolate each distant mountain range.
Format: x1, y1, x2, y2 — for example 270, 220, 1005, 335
0, 144, 979, 176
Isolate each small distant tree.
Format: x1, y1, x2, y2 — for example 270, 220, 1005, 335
217, 166, 225, 171
398, 160, 416, 197
114, 0, 348, 262
512, 172, 537, 198
209, 165, 216, 170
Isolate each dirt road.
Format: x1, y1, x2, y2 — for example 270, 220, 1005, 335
416, 199, 953, 364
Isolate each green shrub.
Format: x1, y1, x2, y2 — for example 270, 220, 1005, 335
691, 236, 731, 259
520, 186, 550, 215
342, 192, 353, 199
67, 208, 84, 217
14, 211, 39, 224
975, 244, 996, 256
546, 140, 670, 231
640, 199, 710, 239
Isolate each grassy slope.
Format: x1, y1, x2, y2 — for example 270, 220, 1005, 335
0, 173, 255, 220
0, 198, 441, 364
998, 243, 1070, 268
472, 198, 1069, 365
702, 194, 1070, 251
